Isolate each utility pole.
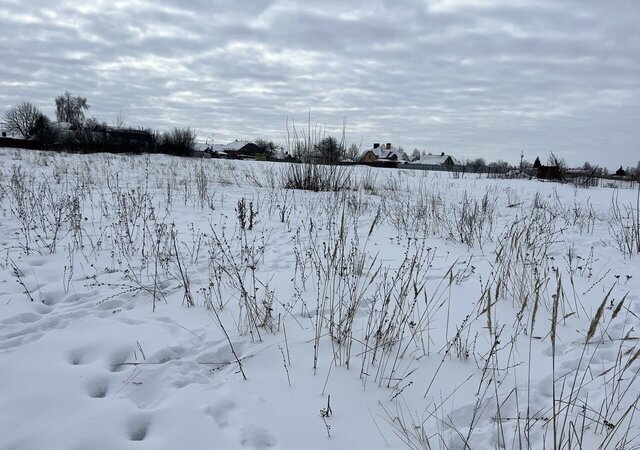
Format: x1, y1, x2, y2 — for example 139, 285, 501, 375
520, 151, 524, 171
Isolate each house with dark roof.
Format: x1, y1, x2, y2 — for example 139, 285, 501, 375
533, 157, 562, 180
615, 166, 627, 177
221, 140, 261, 158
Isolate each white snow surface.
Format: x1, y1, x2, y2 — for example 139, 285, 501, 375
0, 148, 638, 449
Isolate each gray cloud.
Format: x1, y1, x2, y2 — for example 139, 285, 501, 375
1, 0, 638, 167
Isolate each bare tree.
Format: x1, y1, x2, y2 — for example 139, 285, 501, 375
521, 159, 533, 170
84, 117, 108, 132
285, 114, 323, 162
346, 143, 361, 161
55, 92, 89, 126
315, 135, 344, 164
255, 138, 277, 158
547, 152, 566, 170
488, 160, 510, 173
3, 101, 45, 139
467, 157, 486, 171
113, 110, 125, 129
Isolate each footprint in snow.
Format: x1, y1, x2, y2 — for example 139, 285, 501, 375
205, 399, 237, 429
147, 345, 187, 365
108, 346, 133, 372
68, 347, 92, 365
86, 375, 111, 399
196, 340, 246, 365
0, 312, 41, 325
127, 414, 152, 442
33, 303, 53, 314
240, 425, 278, 450
95, 298, 126, 311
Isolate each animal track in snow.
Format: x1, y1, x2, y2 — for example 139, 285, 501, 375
85, 375, 111, 399
33, 303, 53, 314
1, 312, 41, 325
68, 348, 91, 365
205, 398, 237, 429
148, 345, 187, 364
240, 425, 278, 450
127, 414, 152, 441
95, 298, 127, 311
108, 346, 133, 372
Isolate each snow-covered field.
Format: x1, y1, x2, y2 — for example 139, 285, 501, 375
1, 148, 638, 450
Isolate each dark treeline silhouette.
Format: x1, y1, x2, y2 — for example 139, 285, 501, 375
2, 93, 196, 157
3, 95, 639, 181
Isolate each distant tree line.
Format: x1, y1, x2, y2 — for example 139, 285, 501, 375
3, 96, 640, 177
2, 93, 197, 157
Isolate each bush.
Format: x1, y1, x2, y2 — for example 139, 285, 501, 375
159, 127, 197, 157
283, 162, 352, 192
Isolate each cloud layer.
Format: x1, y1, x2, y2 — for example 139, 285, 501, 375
1, 0, 639, 166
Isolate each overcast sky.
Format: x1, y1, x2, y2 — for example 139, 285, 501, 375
1, 0, 638, 167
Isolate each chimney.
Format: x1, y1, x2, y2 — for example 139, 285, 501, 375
386, 143, 391, 150
373, 143, 380, 149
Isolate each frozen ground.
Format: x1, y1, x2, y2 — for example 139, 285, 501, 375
0, 148, 638, 449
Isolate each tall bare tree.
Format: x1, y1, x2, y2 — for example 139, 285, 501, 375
547, 152, 566, 170
346, 143, 361, 161
3, 101, 44, 139
55, 92, 89, 126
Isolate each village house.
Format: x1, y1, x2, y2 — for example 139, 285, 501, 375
192, 142, 215, 158
533, 157, 562, 180
360, 143, 408, 165
413, 152, 459, 167
193, 140, 262, 159
221, 140, 261, 158
615, 166, 627, 177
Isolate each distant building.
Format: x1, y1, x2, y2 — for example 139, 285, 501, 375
221, 140, 261, 158
360, 143, 408, 165
106, 128, 153, 152
533, 156, 562, 180
192, 140, 263, 159
414, 152, 459, 166
615, 166, 627, 177
192, 142, 214, 158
